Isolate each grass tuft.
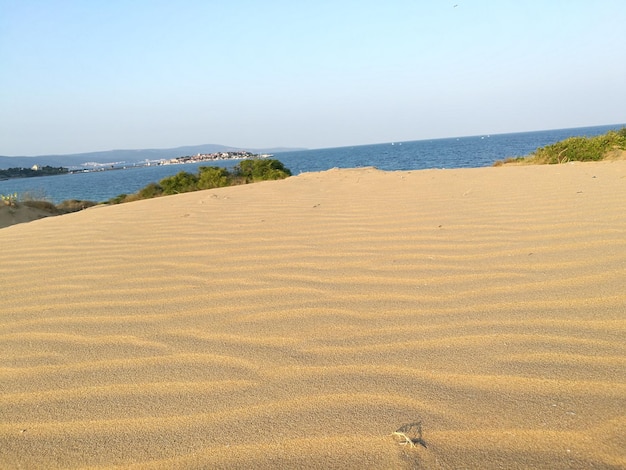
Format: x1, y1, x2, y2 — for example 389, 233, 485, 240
22, 200, 60, 213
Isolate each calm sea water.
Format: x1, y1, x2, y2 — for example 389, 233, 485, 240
1, 124, 623, 204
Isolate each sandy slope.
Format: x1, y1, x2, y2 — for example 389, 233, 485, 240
1, 162, 625, 469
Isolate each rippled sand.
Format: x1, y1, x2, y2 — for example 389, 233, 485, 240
1, 163, 625, 469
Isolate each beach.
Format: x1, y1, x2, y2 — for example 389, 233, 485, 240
1, 162, 625, 469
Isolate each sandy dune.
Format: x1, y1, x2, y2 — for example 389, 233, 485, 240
1, 162, 625, 469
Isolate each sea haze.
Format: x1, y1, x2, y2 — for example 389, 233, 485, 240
0, 124, 623, 204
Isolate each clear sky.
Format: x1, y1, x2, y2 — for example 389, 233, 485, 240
1, 0, 625, 156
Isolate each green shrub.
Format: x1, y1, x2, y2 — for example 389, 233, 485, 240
1, 193, 18, 207
529, 128, 626, 164
495, 127, 626, 165
159, 171, 199, 195
137, 182, 163, 199
234, 159, 292, 182
108, 194, 129, 204
121, 193, 141, 203
198, 166, 231, 189
112, 159, 292, 205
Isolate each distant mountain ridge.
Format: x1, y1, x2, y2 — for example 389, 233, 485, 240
0, 144, 305, 169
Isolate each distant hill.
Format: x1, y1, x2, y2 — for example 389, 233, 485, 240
0, 144, 306, 169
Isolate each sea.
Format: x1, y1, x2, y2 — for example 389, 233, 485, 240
1, 124, 623, 204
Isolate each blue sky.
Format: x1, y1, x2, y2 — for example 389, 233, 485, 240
1, 0, 625, 156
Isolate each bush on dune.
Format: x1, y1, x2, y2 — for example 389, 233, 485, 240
56, 199, 98, 212
159, 171, 199, 195
21, 200, 60, 213
108, 194, 129, 205
107, 159, 292, 205
198, 166, 231, 189
494, 127, 626, 166
137, 182, 163, 199
234, 159, 292, 182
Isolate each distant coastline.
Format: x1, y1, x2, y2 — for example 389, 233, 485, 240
1, 151, 273, 180
2, 124, 624, 204
0, 165, 68, 181
0, 144, 302, 171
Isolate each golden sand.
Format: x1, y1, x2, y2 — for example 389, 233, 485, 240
1, 162, 625, 469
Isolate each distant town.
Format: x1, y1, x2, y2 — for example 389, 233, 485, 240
159, 150, 273, 166
0, 151, 273, 179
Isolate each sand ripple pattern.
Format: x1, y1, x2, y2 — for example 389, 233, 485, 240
1, 164, 626, 469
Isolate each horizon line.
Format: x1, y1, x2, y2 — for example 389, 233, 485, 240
2, 122, 624, 158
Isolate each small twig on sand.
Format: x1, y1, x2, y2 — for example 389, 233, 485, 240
392, 431, 416, 447
391, 421, 427, 448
